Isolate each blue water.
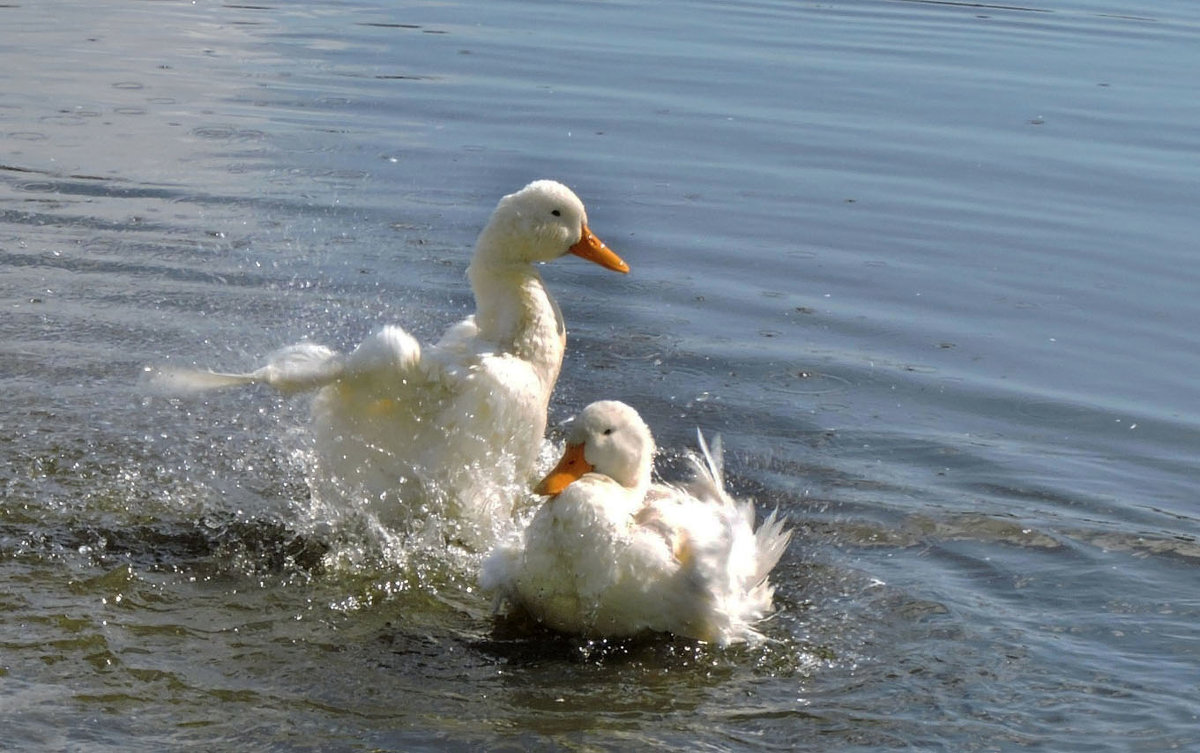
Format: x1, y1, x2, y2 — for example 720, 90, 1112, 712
3, 0, 1199, 750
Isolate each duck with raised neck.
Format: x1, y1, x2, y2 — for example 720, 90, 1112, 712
152, 180, 629, 547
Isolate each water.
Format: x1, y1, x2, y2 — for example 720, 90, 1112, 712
3, 0, 1198, 749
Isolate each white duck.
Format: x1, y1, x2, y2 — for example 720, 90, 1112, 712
155, 180, 628, 543
480, 401, 792, 645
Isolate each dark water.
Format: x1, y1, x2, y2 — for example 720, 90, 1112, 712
3, 0, 1199, 750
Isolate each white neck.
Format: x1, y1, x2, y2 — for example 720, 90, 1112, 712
467, 259, 566, 390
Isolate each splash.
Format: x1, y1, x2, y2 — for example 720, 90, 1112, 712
278, 426, 558, 580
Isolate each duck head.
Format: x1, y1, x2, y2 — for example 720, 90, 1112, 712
536, 400, 655, 496
474, 180, 629, 273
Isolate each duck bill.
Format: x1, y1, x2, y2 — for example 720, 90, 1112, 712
569, 223, 629, 274
535, 442, 594, 496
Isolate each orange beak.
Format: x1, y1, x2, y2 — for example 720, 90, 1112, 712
534, 442, 594, 496
568, 222, 629, 274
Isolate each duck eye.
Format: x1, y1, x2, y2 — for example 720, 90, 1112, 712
602, 427, 615, 436
551, 209, 562, 217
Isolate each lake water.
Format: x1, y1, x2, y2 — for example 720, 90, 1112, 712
3, 0, 1198, 750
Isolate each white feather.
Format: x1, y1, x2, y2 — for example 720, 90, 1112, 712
148, 343, 342, 394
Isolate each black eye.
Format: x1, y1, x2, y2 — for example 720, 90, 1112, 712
551, 209, 561, 217
602, 427, 615, 436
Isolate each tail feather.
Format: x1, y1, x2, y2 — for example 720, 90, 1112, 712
682, 429, 727, 505
148, 343, 344, 395
751, 507, 792, 587
725, 504, 791, 644
681, 429, 793, 644
687, 430, 792, 582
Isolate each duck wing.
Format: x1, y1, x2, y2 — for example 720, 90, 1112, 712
148, 342, 344, 395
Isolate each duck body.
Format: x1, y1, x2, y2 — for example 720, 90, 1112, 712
309, 255, 568, 537
481, 401, 791, 645
155, 181, 628, 543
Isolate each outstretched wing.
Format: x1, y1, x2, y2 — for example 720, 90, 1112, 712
147, 342, 343, 395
